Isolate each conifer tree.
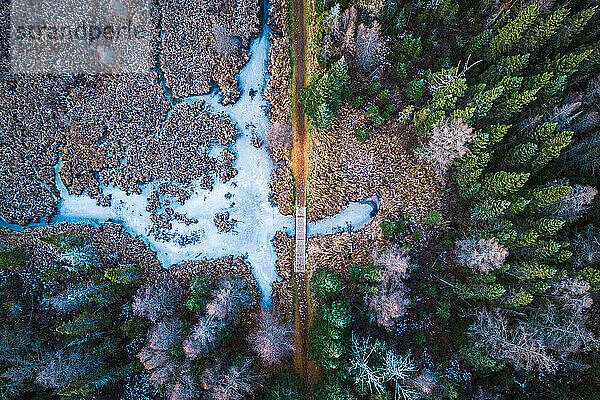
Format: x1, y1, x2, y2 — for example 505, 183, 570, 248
532, 185, 571, 208
490, 5, 539, 57
480, 171, 530, 198
549, 50, 593, 76
504, 196, 531, 217
516, 262, 557, 282
534, 217, 565, 236
56, 312, 100, 336
487, 124, 511, 145
454, 152, 490, 191
527, 122, 558, 142
468, 29, 492, 57
104, 264, 140, 285
522, 8, 569, 52
313, 268, 342, 298
505, 288, 534, 307
552, 6, 598, 50
474, 284, 506, 300
504, 142, 538, 168
470, 86, 503, 120
523, 71, 554, 91
498, 89, 539, 121
406, 78, 426, 103
471, 199, 511, 222
531, 130, 573, 171
481, 54, 530, 85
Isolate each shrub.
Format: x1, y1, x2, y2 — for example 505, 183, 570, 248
312, 268, 342, 297
406, 78, 426, 103
0, 247, 28, 270
424, 211, 441, 226
186, 274, 212, 313
354, 128, 368, 143
380, 220, 407, 236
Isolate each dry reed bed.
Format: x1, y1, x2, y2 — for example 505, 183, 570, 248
272, 231, 295, 322
159, 0, 260, 104
0, 222, 163, 276
307, 105, 443, 224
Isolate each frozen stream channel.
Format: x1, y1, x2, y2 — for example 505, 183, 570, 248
1, 13, 377, 302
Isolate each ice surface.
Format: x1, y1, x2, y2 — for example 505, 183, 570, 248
308, 202, 377, 236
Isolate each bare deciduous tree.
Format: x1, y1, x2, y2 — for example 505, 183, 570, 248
569, 225, 600, 269
203, 359, 260, 400
532, 305, 598, 357
132, 274, 182, 323
138, 318, 184, 373
43, 282, 101, 314
168, 363, 199, 400
455, 238, 508, 274
148, 361, 177, 387
366, 250, 413, 330
349, 334, 419, 399
138, 347, 170, 370
469, 308, 558, 373
550, 277, 594, 326
355, 21, 384, 72
205, 278, 250, 322
182, 316, 225, 359
416, 118, 475, 176
148, 318, 185, 352
365, 284, 410, 330
248, 311, 294, 366
373, 247, 412, 278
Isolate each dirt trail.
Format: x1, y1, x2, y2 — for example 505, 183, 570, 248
290, 0, 311, 387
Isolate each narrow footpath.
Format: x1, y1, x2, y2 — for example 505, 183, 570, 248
290, 0, 311, 386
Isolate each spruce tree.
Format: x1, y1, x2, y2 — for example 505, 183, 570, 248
498, 89, 539, 121
470, 86, 504, 120
552, 6, 598, 50
480, 171, 530, 197
527, 122, 558, 142
504, 142, 538, 168
56, 312, 100, 336
504, 196, 531, 217
490, 5, 539, 57
481, 54, 530, 85
522, 8, 569, 52
516, 262, 557, 282
471, 199, 511, 221
549, 49, 593, 76
531, 130, 573, 171
104, 264, 140, 285
532, 185, 571, 208
534, 217, 565, 236
406, 78, 426, 103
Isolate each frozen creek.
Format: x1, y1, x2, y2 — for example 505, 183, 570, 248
2, 16, 376, 302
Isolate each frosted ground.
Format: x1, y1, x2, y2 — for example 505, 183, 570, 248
2, 22, 376, 301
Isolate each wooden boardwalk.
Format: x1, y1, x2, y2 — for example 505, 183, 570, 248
294, 206, 306, 272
